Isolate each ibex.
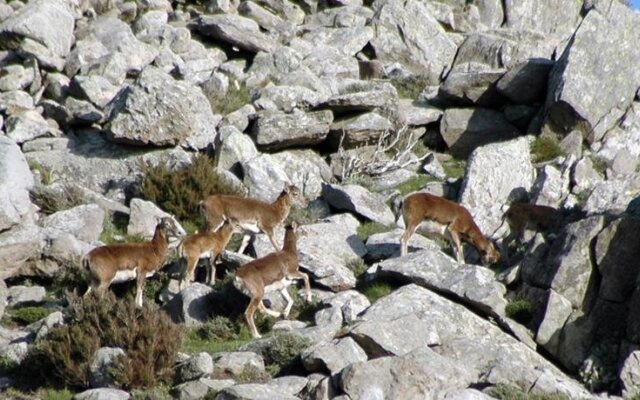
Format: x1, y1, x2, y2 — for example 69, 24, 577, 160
233, 223, 312, 339
83, 217, 186, 308
400, 192, 500, 265
200, 184, 300, 254
177, 220, 234, 289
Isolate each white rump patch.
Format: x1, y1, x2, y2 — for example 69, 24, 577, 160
265, 278, 293, 293
111, 269, 155, 284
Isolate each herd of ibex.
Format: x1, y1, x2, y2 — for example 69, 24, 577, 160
82, 183, 562, 338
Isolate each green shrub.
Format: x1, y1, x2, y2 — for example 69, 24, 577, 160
135, 153, 241, 225
20, 293, 183, 391
29, 184, 86, 215
531, 136, 564, 163
11, 306, 51, 325
389, 75, 432, 99
395, 175, 435, 196
262, 333, 311, 374
287, 285, 322, 323
357, 222, 394, 241
197, 316, 238, 341
488, 384, 569, 400
591, 157, 608, 176
360, 281, 394, 303
286, 204, 323, 225
209, 80, 251, 115
130, 386, 173, 400
441, 158, 466, 179
505, 298, 533, 324
347, 258, 368, 278
39, 389, 74, 400
0, 355, 18, 376
235, 365, 272, 384
29, 161, 55, 185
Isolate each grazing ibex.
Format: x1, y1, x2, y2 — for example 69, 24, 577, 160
177, 220, 234, 289
83, 217, 186, 308
400, 192, 500, 265
234, 223, 312, 339
200, 184, 300, 254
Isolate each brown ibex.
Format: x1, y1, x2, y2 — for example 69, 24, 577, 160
400, 192, 500, 265
233, 223, 312, 339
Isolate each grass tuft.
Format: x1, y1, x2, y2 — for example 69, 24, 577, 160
531, 136, 564, 163
389, 75, 432, 99
209, 80, 252, 116
505, 298, 533, 324
441, 158, 466, 179
357, 222, 394, 241
29, 184, 86, 215
360, 281, 395, 303
395, 175, 435, 196
488, 383, 569, 400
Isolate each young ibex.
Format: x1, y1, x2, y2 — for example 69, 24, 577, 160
400, 192, 500, 265
83, 217, 185, 308
200, 184, 300, 254
233, 223, 312, 339
177, 220, 234, 289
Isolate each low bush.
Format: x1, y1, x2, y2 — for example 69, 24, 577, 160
356, 222, 394, 241
235, 365, 272, 384
389, 75, 432, 99
209, 80, 252, 116
488, 383, 568, 400
197, 315, 238, 341
29, 184, 86, 215
505, 298, 533, 324
135, 154, 242, 226
10, 306, 51, 325
531, 136, 564, 163
359, 281, 395, 303
395, 175, 435, 196
262, 333, 311, 375
19, 293, 183, 391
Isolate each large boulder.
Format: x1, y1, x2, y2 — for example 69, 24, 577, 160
503, 0, 583, 39
107, 67, 218, 147
0, 136, 34, 231
164, 283, 214, 327
197, 14, 277, 53
543, 3, 640, 142
440, 108, 521, 158
0, 0, 74, 60
369, 0, 457, 80
322, 184, 396, 226
459, 136, 535, 235
251, 110, 333, 150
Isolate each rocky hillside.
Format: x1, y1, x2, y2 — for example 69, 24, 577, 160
1, 0, 640, 398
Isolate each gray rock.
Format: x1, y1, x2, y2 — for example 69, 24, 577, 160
216, 127, 258, 172
0, 63, 33, 91
198, 14, 277, 53
219, 104, 255, 133
503, 0, 582, 39
0, 220, 42, 280
559, 130, 583, 159
440, 108, 521, 158
443, 389, 496, 400
212, 352, 265, 379
71, 75, 121, 109
305, 5, 372, 28
241, 154, 290, 203
0, 136, 34, 231
571, 156, 602, 194
301, 45, 359, 79
272, 150, 332, 200
215, 383, 300, 400
65, 97, 104, 124
376, 250, 507, 317
440, 70, 505, 107
43, 204, 105, 243
5, 109, 55, 144
370, 0, 457, 80
31, 310, 63, 341
302, 27, 373, 57
584, 177, 640, 216
164, 283, 213, 327
531, 163, 571, 208
251, 110, 333, 150
255, 85, 328, 113
329, 112, 393, 149
73, 388, 130, 400
7, 285, 45, 306
320, 290, 370, 325
452, 30, 557, 73
350, 313, 440, 358
620, 351, 640, 398
90, 347, 126, 388
398, 99, 443, 126
543, 3, 640, 141
339, 347, 474, 399
265, 376, 307, 397
496, 59, 553, 105
108, 67, 217, 147
126, 198, 183, 240
322, 184, 396, 226
172, 378, 234, 400
536, 289, 573, 354
0, 0, 74, 59
365, 228, 440, 261
0, 280, 7, 320
459, 136, 535, 235
80, 16, 158, 77
0, 89, 34, 112
595, 217, 640, 303
176, 352, 214, 382
238, 1, 294, 37
254, 214, 364, 291
301, 337, 367, 375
